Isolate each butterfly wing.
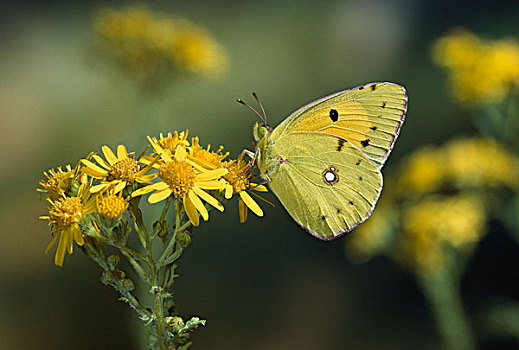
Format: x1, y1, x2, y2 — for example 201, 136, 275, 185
271, 82, 407, 169
261, 131, 382, 240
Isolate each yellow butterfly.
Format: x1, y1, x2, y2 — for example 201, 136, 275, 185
243, 82, 407, 240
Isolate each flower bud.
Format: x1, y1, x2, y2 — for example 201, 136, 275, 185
166, 316, 184, 333
122, 278, 135, 291
176, 230, 192, 248
107, 255, 120, 269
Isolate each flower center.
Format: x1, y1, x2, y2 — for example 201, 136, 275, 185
157, 161, 196, 198
107, 158, 141, 183
224, 160, 251, 193
97, 194, 129, 220
50, 197, 83, 231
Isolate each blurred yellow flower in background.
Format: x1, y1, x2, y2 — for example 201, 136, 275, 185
432, 28, 519, 105
345, 199, 396, 264
445, 138, 519, 189
348, 136, 519, 275
93, 4, 228, 85
396, 147, 446, 195
400, 194, 486, 274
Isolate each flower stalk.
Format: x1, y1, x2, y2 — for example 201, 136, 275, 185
38, 133, 266, 349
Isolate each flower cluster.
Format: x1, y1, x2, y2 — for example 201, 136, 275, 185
432, 28, 519, 105
93, 4, 228, 84
38, 131, 265, 266
346, 137, 519, 275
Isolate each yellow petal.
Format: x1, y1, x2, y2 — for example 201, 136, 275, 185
92, 154, 111, 170
196, 180, 227, 190
45, 233, 60, 254
132, 182, 169, 197
240, 191, 263, 217
251, 184, 268, 192
175, 145, 187, 162
193, 186, 224, 212
136, 173, 157, 183
102, 145, 118, 165
196, 168, 228, 181
184, 195, 199, 226
55, 232, 66, 266
185, 158, 207, 173
188, 190, 209, 221
73, 227, 84, 246
148, 136, 173, 162
149, 188, 173, 203
90, 183, 110, 193
81, 159, 108, 176
66, 227, 74, 254
225, 183, 233, 199
239, 198, 248, 223
114, 181, 127, 194
117, 145, 128, 159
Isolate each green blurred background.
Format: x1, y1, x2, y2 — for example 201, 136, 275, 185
1, 0, 518, 349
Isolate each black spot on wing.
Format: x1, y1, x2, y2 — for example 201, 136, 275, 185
337, 139, 345, 151
371, 84, 377, 91
359, 176, 363, 181
349, 201, 354, 205
370, 126, 377, 131
359, 86, 364, 90
361, 139, 370, 147
381, 102, 386, 108
337, 209, 341, 214
329, 109, 339, 122
355, 159, 362, 166
321, 215, 327, 221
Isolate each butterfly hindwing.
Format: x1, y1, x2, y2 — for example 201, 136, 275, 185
263, 131, 382, 240
271, 82, 407, 169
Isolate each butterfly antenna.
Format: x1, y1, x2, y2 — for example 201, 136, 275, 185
252, 92, 267, 126
237, 97, 267, 126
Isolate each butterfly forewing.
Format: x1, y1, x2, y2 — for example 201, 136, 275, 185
264, 131, 382, 240
271, 82, 407, 169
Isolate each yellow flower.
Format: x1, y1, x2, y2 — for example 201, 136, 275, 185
93, 5, 228, 82
400, 194, 486, 274
97, 189, 129, 220
40, 183, 97, 266
150, 130, 190, 154
222, 157, 267, 223
188, 136, 229, 169
397, 147, 445, 195
432, 28, 519, 105
37, 165, 75, 200
131, 138, 228, 226
445, 137, 519, 189
170, 19, 228, 78
81, 144, 156, 194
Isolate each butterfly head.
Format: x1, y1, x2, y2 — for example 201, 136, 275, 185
252, 121, 270, 143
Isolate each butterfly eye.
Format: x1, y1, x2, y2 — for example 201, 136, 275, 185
322, 166, 339, 185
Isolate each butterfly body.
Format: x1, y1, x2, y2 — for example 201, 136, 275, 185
252, 82, 407, 240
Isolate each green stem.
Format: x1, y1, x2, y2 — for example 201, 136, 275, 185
151, 197, 173, 240
418, 268, 475, 350
129, 198, 148, 248
87, 249, 152, 321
